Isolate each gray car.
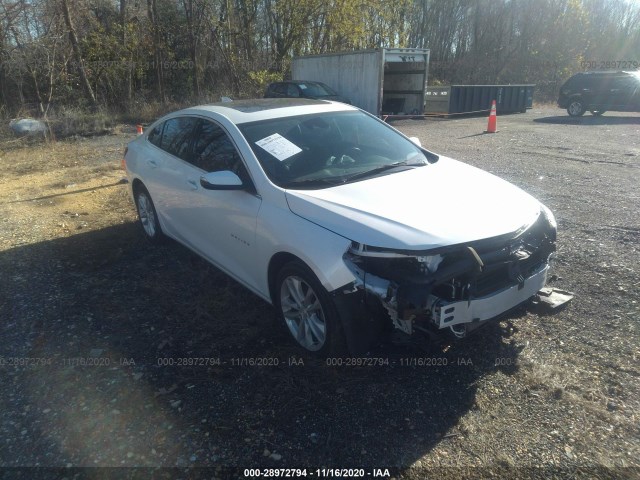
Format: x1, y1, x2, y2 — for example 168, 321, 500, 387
264, 81, 351, 104
558, 70, 640, 117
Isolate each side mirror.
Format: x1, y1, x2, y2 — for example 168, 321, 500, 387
200, 170, 244, 190
409, 136, 422, 147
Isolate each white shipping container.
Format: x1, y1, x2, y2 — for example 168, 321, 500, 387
292, 48, 430, 116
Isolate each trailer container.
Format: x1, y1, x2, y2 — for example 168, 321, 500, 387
425, 85, 535, 115
292, 48, 430, 116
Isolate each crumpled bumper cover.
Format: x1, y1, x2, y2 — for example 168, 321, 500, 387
430, 264, 548, 329
340, 209, 557, 338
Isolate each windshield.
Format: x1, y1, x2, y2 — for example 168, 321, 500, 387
299, 82, 337, 97
238, 111, 430, 189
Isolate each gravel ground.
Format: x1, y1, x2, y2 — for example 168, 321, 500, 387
0, 108, 638, 479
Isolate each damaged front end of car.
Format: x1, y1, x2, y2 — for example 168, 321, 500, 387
340, 206, 557, 345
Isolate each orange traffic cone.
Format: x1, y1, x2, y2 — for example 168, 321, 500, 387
485, 100, 498, 133
136, 124, 143, 135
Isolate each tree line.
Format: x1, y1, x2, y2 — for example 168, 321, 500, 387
1, 0, 638, 117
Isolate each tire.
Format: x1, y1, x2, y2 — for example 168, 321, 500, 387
590, 110, 606, 116
567, 99, 586, 117
275, 261, 347, 356
134, 185, 164, 243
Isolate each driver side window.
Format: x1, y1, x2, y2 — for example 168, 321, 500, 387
286, 84, 300, 97
191, 120, 251, 184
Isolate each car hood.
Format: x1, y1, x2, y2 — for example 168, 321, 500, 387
285, 157, 543, 250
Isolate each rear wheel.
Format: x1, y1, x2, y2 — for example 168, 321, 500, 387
275, 261, 347, 356
134, 186, 164, 243
567, 99, 586, 117
590, 110, 606, 116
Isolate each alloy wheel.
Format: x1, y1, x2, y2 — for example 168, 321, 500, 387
279, 275, 327, 351
137, 192, 157, 238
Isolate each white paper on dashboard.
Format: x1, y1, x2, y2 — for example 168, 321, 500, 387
255, 133, 302, 161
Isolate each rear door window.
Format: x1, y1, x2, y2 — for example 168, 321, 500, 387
564, 75, 581, 89
147, 123, 164, 147
160, 117, 198, 160
582, 76, 599, 90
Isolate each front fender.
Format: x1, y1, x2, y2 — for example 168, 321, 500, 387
255, 202, 356, 300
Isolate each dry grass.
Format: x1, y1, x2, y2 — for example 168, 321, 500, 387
118, 101, 189, 125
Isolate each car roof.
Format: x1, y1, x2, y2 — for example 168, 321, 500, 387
270, 80, 324, 84
177, 98, 356, 124
287, 80, 325, 85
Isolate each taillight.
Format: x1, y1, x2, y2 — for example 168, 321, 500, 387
121, 147, 128, 170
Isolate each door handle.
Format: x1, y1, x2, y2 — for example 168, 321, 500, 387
187, 179, 198, 190
147, 159, 158, 168
610, 89, 620, 92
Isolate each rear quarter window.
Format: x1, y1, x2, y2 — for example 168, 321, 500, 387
147, 123, 164, 147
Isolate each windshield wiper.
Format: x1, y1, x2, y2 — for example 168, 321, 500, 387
283, 160, 427, 189
340, 161, 426, 183
284, 177, 343, 189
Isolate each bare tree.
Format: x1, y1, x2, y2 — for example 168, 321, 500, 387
60, 0, 97, 107
1, 0, 639, 114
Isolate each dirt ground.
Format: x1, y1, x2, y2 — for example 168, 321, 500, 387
0, 107, 638, 479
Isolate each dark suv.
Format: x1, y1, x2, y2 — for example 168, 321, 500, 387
558, 71, 640, 116
264, 81, 351, 104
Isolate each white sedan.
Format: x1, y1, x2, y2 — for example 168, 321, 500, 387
124, 99, 557, 355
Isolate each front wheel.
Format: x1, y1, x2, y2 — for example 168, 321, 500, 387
567, 99, 586, 117
275, 261, 347, 356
